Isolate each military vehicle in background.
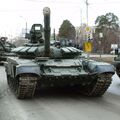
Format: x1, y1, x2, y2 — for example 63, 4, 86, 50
51, 38, 77, 49
4, 7, 115, 99
112, 48, 120, 77
0, 37, 16, 63
53, 39, 74, 47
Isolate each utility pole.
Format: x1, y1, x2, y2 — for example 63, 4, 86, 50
80, 9, 82, 27
53, 29, 56, 41
20, 16, 28, 35
85, 0, 90, 59
86, 0, 89, 25
25, 22, 27, 34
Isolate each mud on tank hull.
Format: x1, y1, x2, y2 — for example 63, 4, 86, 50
4, 57, 115, 99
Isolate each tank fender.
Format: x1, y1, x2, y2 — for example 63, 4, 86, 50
92, 64, 115, 74
16, 65, 41, 77
87, 62, 115, 74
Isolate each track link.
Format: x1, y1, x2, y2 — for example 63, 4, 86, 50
82, 73, 112, 97
7, 74, 38, 99
16, 80, 37, 99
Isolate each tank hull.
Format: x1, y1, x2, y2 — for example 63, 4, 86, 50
5, 57, 115, 99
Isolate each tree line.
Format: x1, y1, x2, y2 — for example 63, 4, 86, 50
58, 12, 120, 53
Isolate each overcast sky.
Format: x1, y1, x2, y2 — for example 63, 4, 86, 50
0, 0, 120, 38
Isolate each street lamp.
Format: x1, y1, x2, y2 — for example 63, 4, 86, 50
99, 32, 103, 58
19, 16, 28, 34
86, 0, 89, 25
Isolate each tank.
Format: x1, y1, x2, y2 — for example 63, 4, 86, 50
0, 37, 16, 63
52, 38, 74, 48
4, 7, 115, 99
112, 48, 120, 77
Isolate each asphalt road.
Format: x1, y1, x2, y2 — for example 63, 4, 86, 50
0, 66, 120, 120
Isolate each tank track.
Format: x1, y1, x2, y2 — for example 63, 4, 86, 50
82, 73, 112, 97
7, 75, 37, 99
15, 79, 37, 99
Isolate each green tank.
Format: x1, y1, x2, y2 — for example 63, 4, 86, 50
53, 39, 74, 48
4, 7, 115, 99
112, 49, 120, 77
0, 37, 16, 63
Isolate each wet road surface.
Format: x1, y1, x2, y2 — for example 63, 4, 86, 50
0, 66, 120, 120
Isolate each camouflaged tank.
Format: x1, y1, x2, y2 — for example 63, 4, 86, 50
4, 7, 115, 99
112, 49, 120, 77
0, 37, 16, 63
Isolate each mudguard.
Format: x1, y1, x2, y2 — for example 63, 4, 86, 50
92, 64, 115, 74
87, 61, 115, 74
16, 65, 41, 77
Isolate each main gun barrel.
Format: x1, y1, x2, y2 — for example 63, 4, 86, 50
43, 7, 51, 57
